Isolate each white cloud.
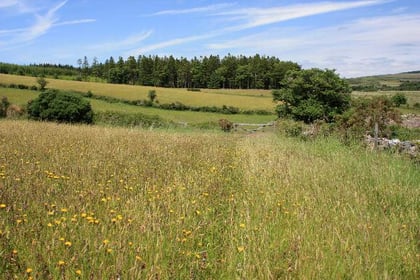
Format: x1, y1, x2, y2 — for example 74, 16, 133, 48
151, 3, 235, 16
130, 1, 389, 63
0, 0, 18, 8
129, 33, 216, 56
206, 14, 420, 77
217, 0, 390, 31
89, 31, 153, 53
0, 0, 95, 50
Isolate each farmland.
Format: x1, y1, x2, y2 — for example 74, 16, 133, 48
0, 73, 277, 126
0, 74, 275, 111
0, 70, 419, 279
1, 120, 419, 279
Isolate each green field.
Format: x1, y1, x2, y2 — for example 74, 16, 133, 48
0, 120, 418, 279
0, 87, 275, 125
0, 74, 275, 111
352, 90, 420, 107
348, 72, 420, 87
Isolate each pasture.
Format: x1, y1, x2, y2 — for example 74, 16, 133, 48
0, 120, 418, 279
0, 74, 275, 111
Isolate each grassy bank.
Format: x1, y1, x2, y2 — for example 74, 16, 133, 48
0, 120, 418, 279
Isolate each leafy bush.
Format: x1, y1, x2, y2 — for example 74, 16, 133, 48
148, 90, 157, 102
276, 119, 304, 137
0, 97, 10, 118
336, 96, 401, 142
273, 68, 351, 123
391, 93, 407, 107
27, 90, 93, 123
218, 119, 233, 132
36, 77, 48, 90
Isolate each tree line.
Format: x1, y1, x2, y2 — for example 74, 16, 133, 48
0, 54, 301, 89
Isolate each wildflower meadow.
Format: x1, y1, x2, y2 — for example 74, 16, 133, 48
0, 120, 419, 279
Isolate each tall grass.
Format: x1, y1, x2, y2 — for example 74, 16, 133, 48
0, 120, 418, 279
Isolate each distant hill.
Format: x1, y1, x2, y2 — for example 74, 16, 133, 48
347, 71, 420, 90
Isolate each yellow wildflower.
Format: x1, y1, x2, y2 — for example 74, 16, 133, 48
0, 203, 6, 208
26, 268, 33, 273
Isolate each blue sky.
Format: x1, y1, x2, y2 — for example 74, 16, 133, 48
0, 0, 419, 77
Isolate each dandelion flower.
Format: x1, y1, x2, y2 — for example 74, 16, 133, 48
58, 260, 66, 266
76, 269, 82, 275
26, 268, 33, 273
64, 241, 72, 247
103, 239, 110, 245
0, 203, 6, 208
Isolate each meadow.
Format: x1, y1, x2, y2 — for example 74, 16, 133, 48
0, 120, 419, 279
0, 74, 275, 111
0, 87, 274, 125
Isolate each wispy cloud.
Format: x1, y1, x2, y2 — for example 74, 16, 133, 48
131, 0, 388, 57
151, 3, 235, 16
206, 13, 420, 77
0, 0, 18, 8
217, 0, 390, 31
89, 31, 153, 53
129, 33, 215, 55
0, 0, 95, 49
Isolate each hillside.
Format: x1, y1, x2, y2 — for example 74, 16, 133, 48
0, 73, 276, 126
347, 71, 420, 87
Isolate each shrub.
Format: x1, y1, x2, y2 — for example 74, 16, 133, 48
0, 96, 10, 117
391, 93, 407, 107
148, 90, 157, 102
27, 90, 93, 124
273, 68, 351, 123
218, 119, 233, 132
336, 96, 401, 142
6, 104, 25, 118
36, 77, 48, 91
